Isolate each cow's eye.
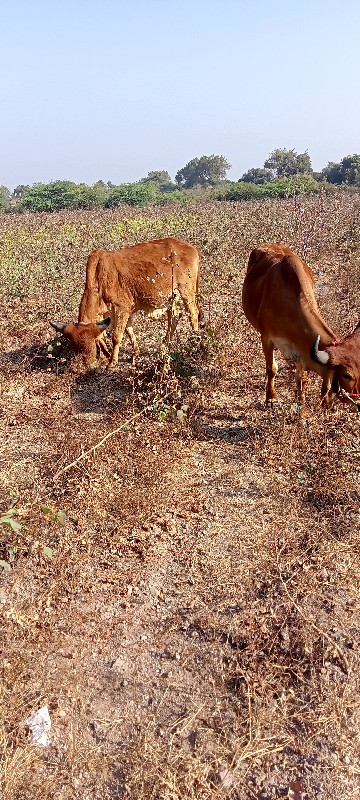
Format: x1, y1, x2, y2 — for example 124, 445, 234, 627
343, 372, 352, 380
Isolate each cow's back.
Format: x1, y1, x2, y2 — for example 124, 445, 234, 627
81, 238, 199, 318
242, 243, 315, 333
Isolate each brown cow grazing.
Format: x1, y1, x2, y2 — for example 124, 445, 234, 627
242, 243, 360, 411
50, 238, 201, 367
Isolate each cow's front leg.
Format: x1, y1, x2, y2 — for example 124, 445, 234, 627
320, 374, 335, 408
261, 336, 278, 407
109, 311, 130, 366
295, 361, 308, 404
97, 335, 112, 360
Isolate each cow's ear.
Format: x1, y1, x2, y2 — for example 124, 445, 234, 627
97, 317, 111, 332
50, 321, 66, 333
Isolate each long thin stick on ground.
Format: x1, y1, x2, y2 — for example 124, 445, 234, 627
53, 390, 173, 480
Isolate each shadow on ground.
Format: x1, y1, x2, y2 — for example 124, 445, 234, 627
70, 367, 131, 416
191, 410, 253, 444
1, 337, 73, 374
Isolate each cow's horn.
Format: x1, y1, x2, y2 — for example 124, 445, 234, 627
49, 321, 66, 333
311, 335, 330, 365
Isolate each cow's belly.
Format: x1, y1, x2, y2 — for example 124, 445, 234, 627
273, 337, 301, 362
138, 287, 181, 318
146, 306, 168, 320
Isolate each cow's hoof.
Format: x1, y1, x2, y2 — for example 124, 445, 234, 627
108, 361, 118, 369
265, 399, 277, 410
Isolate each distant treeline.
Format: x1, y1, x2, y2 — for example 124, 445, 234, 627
1, 150, 360, 212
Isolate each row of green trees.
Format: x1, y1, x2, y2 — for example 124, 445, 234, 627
218, 149, 360, 202
1, 150, 360, 212
239, 149, 360, 186
0, 155, 232, 212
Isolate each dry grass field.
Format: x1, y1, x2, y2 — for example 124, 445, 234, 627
0, 195, 359, 799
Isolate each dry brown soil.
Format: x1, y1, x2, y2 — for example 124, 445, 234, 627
0, 198, 359, 799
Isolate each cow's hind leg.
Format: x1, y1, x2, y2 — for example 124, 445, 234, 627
125, 316, 140, 363
261, 336, 278, 407
165, 303, 181, 345
181, 295, 199, 333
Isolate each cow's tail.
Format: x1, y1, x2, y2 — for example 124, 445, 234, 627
196, 253, 204, 327
78, 251, 102, 322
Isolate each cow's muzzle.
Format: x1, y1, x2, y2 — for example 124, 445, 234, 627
337, 385, 360, 411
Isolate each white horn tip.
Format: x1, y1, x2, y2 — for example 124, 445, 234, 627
311, 335, 330, 365
49, 321, 66, 333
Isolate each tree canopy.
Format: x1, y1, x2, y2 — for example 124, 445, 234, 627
0, 185, 11, 210
264, 148, 313, 178
20, 181, 111, 212
319, 154, 360, 185
20, 181, 80, 212
140, 170, 172, 187
175, 155, 231, 188
240, 167, 273, 185
12, 185, 29, 200
105, 182, 160, 207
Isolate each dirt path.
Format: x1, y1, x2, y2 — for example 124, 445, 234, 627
3, 348, 359, 799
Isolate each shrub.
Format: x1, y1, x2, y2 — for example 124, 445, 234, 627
217, 173, 322, 201
105, 182, 160, 207
21, 181, 80, 212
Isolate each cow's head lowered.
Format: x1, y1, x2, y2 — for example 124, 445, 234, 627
311, 321, 360, 410
49, 318, 111, 366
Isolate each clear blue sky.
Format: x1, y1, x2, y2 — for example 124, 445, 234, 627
2, 0, 360, 190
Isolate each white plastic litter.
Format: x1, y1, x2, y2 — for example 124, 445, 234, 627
26, 705, 51, 747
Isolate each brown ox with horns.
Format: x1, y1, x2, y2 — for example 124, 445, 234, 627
50, 238, 201, 367
242, 243, 360, 411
